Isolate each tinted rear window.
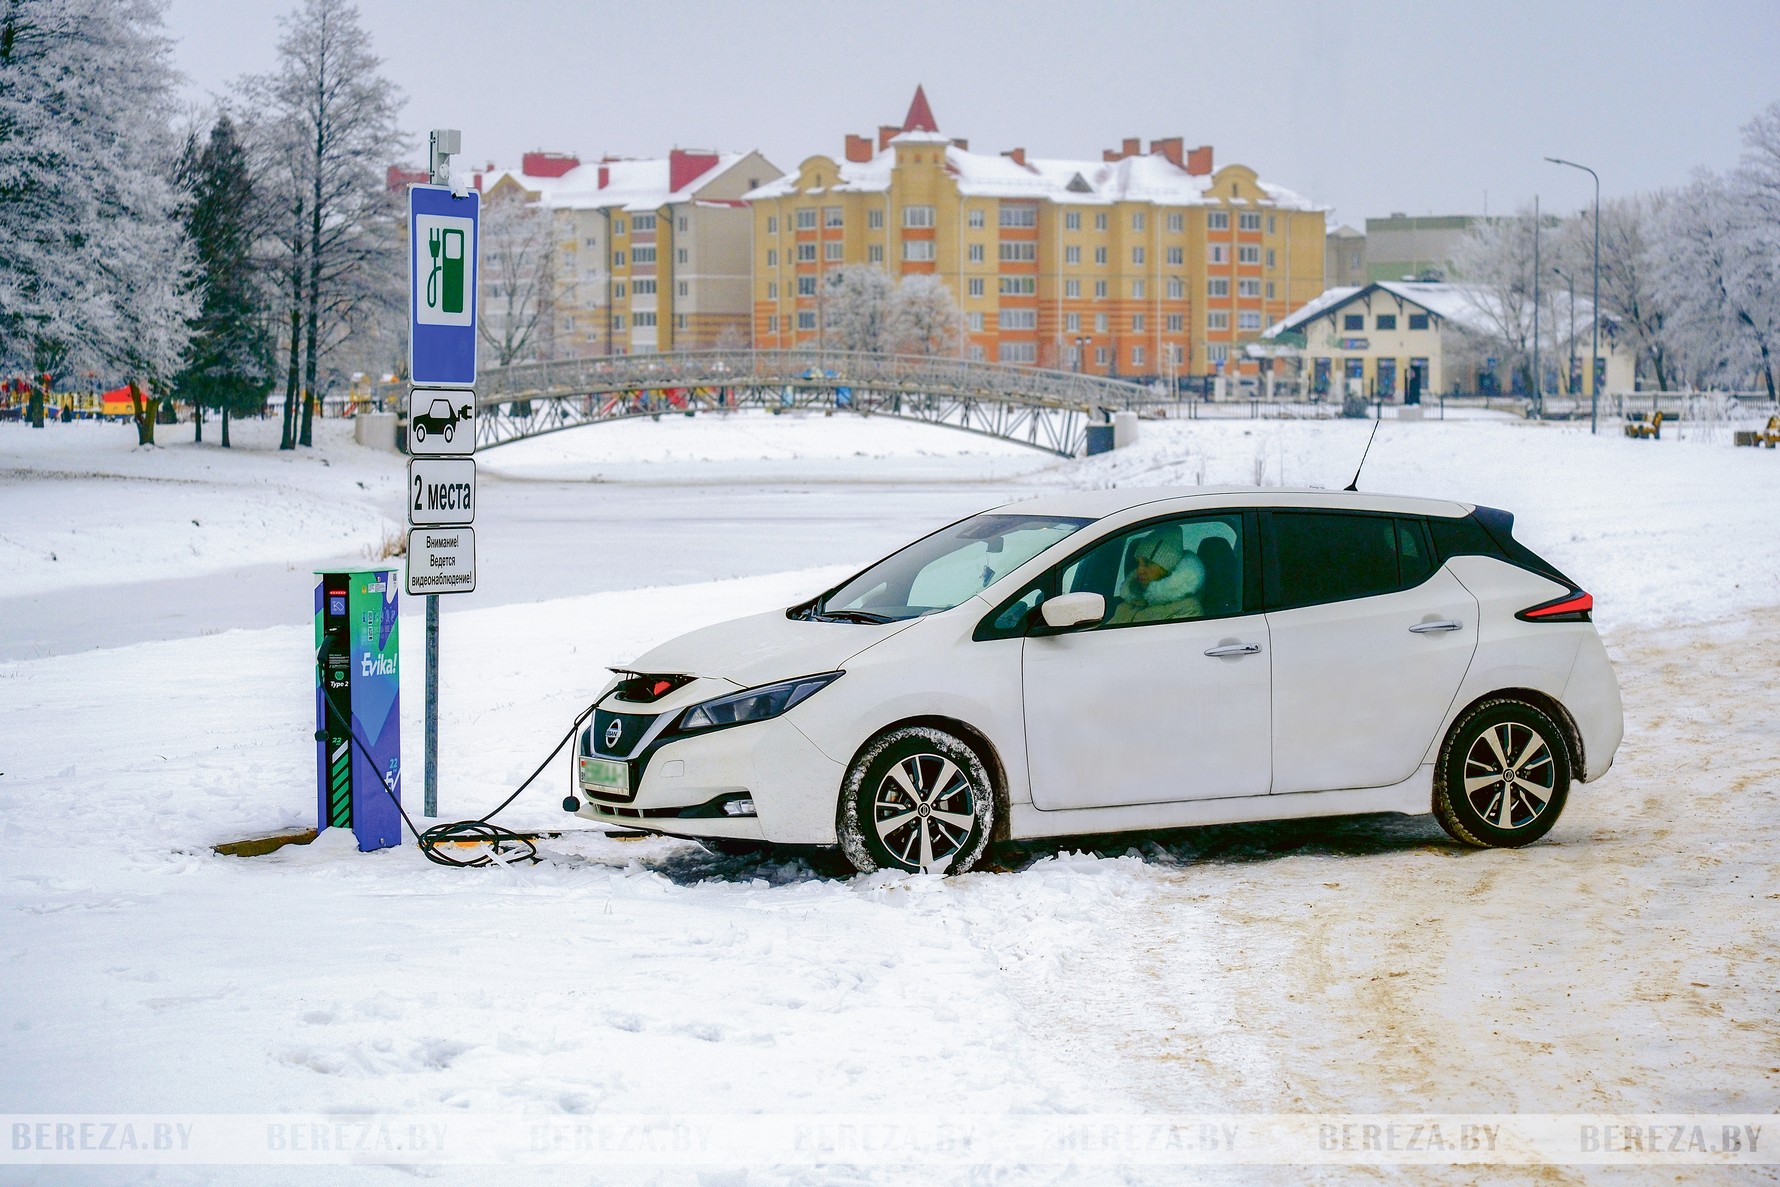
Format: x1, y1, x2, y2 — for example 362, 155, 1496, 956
1268, 512, 1437, 610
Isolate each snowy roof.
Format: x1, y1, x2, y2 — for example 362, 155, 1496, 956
477, 153, 750, 213
743, 141, 1322, 210
1266, 281, 1619, 346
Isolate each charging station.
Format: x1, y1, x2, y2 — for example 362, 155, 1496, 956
314, 570, 402, 851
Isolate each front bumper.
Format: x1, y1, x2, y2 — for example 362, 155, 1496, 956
572, 714, 846, 845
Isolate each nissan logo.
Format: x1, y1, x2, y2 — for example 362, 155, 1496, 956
604, 719, 624, 750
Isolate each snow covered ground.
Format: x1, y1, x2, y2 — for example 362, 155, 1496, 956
2, 408, 1778, 1182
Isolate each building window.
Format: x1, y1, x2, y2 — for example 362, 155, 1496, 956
1094, 280, 1108, 298
1208, 211, 1229, 230
1239, 211, 1261, 231
1210, 344, 1229, 363
1065, 245, 1081, 265
1168, 343, 1184, 365
1132, 313, 1145, 332
968, 208, 985, 228
766, 216, 778, 234
1166, 246, 1183, 266
1344, 314, 1364, 331
796, 243, 816, 262
634, 311, 657, 328
1376, 314, 1397, 331
614, 219, 626, 236
796, 276, 816, 296
999, 342, 1038, 363
677, 314, 686, 329
614, 281, 626, 299
904, 239, 935, 261
632, 245, 657, 265
903, 205, 935, 228
678, 216, 688, 232
1167, 212, 1184, 232
824, 241, 842, 260
824, 206, 842, 228
1001, 308, 1038, 330
1238, 311, 1262, 330
1094, 246, 1108, 265
1066, 311, 1081, 331
1238, 278, 1261, 297
868, 244, 884, 263
1208, 278, 1229, 297
632, 278, 656, 295
767, 314, 777, 332
766, 249, 777, 266
1208, 311, 1230, 330
1095, 346, 1110, 365
1167, 277, 1184, 300
1065, 211, 1081, 230
1209, 244, 1228, 264
968, 277, 984, 297
1065, 279, 1080, 298
1132, 212, 1146, 231
1133, 246, 1146, 265
796, 209, 817, 230
999, 241, 1037, 262
767, 281, 777, 299
1267, 215, 1276, 234
613, 313, 625, 330
1409, 313, 1430, 331
1132, 280, 1145, 299
967, 311, 984, 331
613, 250, 625, 267
1094, 212, 1108, 231
969, 243, 985, 263
1238, 245, 1260, 264
797, 311, 816, 330
1266, 281, 1275, 299
633, 213, 656, 232
1094, 312, 1108, 333
1131, 346, 1145, 367
1266, 248, 1276, 268
868, 208, 884, 230
999, 205, 1037, 227
677, 248, 688, 263
1166, 313, 1183, 332
998, 276, 1036, 295
968, 344, 986, 362
678, 281, 688, 297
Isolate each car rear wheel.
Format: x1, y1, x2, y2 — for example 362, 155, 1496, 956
838, 725, 994, 875
1433, 698, 1572, 848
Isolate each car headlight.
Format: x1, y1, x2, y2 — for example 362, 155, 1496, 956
671, 672, 843, 736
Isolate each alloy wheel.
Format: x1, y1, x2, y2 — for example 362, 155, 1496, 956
1462, 721, 1557, 830
872, 753, 978, 872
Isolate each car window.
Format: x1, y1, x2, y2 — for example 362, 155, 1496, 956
1058, 513, 1244, 628
821, 513, 1091, 622
1269, 512, 1427, 610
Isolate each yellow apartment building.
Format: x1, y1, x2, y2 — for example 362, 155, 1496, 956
744, 88, 1327, 378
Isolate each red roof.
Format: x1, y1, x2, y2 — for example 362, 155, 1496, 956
903, 85, 938, 134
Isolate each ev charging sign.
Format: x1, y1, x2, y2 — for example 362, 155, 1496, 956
408, 185, 479, 387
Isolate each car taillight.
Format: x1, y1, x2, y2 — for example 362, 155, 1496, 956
1517, 589, 1593, 622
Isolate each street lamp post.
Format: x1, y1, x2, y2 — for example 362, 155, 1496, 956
1073, 334, 1092, 374
1546, 156, 1601, 433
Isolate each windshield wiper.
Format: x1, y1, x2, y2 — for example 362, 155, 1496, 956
811, 609, 896, 624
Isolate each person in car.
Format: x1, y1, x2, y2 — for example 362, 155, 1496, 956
1109, 531, 1206, 624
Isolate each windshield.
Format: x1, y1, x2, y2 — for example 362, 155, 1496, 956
808, 513, 1093, 623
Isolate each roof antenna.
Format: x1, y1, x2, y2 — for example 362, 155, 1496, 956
1344, 418, 1381, 491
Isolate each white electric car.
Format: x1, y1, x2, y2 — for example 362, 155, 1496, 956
569, 488, 1623, 874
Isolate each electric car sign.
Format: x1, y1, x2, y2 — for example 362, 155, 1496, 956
408, 185, 478, 387
406, 389, 476, 456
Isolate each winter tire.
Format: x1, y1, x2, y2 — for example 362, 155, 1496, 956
838, 725, 995, 875
1433, 698, 1572, 848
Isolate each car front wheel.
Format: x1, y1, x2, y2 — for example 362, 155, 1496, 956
413, 422, 427, 442
838, 725, 994, 875
1433, 698, 1572, 848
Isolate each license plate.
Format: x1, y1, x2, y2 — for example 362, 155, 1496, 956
578, 755, 630, 796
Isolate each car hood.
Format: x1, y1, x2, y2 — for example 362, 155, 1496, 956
625, 608, 918, 688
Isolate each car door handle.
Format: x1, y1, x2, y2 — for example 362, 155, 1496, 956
1409, 620, 1464, 634
1204, 643, 1261, 657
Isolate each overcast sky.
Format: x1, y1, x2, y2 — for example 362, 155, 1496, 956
163, 0, 1780, 227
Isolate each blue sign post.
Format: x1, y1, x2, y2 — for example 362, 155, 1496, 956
408, 184, 480, 388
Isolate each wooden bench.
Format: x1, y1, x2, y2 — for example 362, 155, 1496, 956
1625, 410, 1664, 440
1734, 415, 1780, 448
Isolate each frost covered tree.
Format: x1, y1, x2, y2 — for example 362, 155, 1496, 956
888, 274, 964, 357
1450, 207, 1565, 396
0, 0, 194, 438
477, 190, 553, 367
1653, 175, 1779, 397
174, 114, 273, 446
245, 0, 404, 448
1583, 192, 1682, 391
821, 264, 895, 352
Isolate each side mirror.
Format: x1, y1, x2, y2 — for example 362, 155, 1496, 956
1038, 592, 1106, 632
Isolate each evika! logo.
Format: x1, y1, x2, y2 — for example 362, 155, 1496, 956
361, 654, 396, 678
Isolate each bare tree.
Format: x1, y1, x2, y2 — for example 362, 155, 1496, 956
477, 190, 553, 366
888, 274, 964, 357
245, 0, 403, 448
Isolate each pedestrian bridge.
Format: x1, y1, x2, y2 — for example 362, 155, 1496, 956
405, 350, 1156, 457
